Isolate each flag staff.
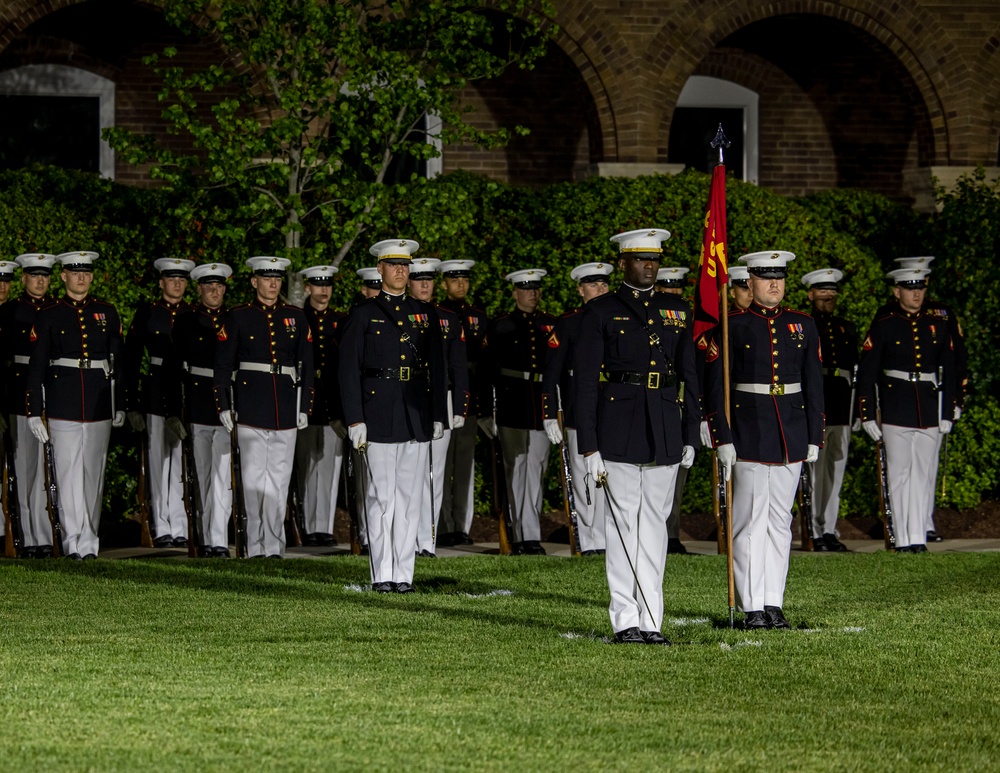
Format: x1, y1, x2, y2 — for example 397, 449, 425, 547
709, 124, 736, 628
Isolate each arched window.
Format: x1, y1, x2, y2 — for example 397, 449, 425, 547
669, 76, 758, 184
0, 64, 115, 178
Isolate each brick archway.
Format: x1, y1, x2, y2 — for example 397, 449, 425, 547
647, 0, 959, 166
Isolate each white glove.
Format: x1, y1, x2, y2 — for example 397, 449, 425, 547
939, 419, 953, 435
851, 418, 861, 433
680, 445, 695, 469
862, 420, 882, 442
28, 416, 48, 444
477, 416, 496, 440
165, 415, 188, 442
954, 406, 963, 421
348, 422, 367, 450
451, 415, 465, 430
127, 411, 146, 432
432, 421, 444, 440
543, 418, 563, 445
585, 451, 606, 482
297, 413, 309, 430
113, 411, 125, 428
219, 410, 235, 433
716, 443, 736, 481
699, 420, 712, 448
805, 444, 819, 463
330, 419, 347, 439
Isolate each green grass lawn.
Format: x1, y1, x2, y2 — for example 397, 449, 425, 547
2, 551, 999, 771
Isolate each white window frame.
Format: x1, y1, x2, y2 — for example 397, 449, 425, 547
676, 75, 758, 185
0, 63, 115, 179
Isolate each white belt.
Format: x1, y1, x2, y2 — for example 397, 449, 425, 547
240, 362, 296, 378
184, 363, 214, 379
824, 368, 852, 381
50, 357, 110, 376
735, 382, 802, 396
500, 367, 543, 382
13, 355, 29, 365
884, 369, 938, 385
150, 356, 164, 367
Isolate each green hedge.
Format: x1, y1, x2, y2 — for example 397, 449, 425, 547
1, 165, 997, 525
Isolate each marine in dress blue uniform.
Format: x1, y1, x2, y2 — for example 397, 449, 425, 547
575, 229, 700, 645
123, 257, 195, 547
0, 254, 57, 556
479, 269, 557, 555
801, 268, 858, 552
0, 260, 13, 304
338, 240, 448, 592
540, 261, 613, 555
857, 266, 957, 553
409, 258, 470, 558
25, 252, 125, 559
166, 262, 233, 556
213, 256, 315, 558
706, 251, 824, 630
437, 259, 487, 547
294, 264, 347, 547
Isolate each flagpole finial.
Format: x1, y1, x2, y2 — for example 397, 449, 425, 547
710, 124, 731, 165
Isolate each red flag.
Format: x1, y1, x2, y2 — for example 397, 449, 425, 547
692, 163, 729, 342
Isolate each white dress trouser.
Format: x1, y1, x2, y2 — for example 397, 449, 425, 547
190, 423, 232, 549
295, 425, 345, 536
49, 419, 111, 557
731, 461, 800, 612
440, 417, 477, 537
666, 464, 688, 541
925, 430, 944, 533
565, 427, 606, 552
497, 426, 550, 543
237, 426, 296, 557
362, 440, 428, 584
148, 414, 186, 539
811, 424, 850, 538
7, 415, 49, 547
416, 429, 451, 552
882, 424, 940, 548
602, 461, 678, 633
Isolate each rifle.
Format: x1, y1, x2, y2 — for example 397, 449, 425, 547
40, 406, 63, 558
874, 386, 895, 550
342, 449, 362, 555
555, 387, 581, 556
136, 434, 154, 548
229, 395, 249, 559
2, 424, 24, 558
285, 460, 304, 548
179, 412, 202, 558
710, 451, 726, 554
489, 387, 513, 555
796, 462, 814, 551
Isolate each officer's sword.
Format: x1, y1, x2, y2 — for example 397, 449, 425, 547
428, 440, 436, 549
596, 470, 655, 627
109, 354, 116, 419
356, 441, 376, 584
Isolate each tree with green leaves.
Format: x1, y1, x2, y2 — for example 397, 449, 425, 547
105, 0, 554, 275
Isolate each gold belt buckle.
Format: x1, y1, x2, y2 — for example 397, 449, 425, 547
399, 367, 411, 381
80, 358, 91, 369
770, 383, 785, 396
647, 372, 661, 389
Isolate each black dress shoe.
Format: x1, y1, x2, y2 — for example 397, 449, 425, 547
926, 530, 944, 543
212, 546, 231, 558
153, 535, 174, 548
21, 546, 37, 559
895, 545, 913, 554
743, 610, 768, 630
67, 553, 83, 561
511, 541, 526, 555
641, 630, 672, 646
911, 543, 929, 553
416, 549, 436, 558
266, 554, 282, 559
667, 538, 689, 555
315, 533, 336, 547
395, 582, 415, 594
372, 581, 395, 593
37, 545, 54, 559
812, 539, 831, 552
82, 553, 98, 561
580, 550, 601, 557
822, 533, 849, 552
302, 532, 319, 546
360, 545, 370, 556
437, 532, 456, 547
457, 532, 474, 545
523, 541, 546, 555
613, 627, 645, 644
764, 606, 790, 629
172, 537, 188, 548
